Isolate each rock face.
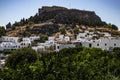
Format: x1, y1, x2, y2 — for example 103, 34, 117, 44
39, 6, 67, 13
38, 6, 102, 24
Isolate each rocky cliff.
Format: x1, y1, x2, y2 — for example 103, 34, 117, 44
38, 6, 102, 25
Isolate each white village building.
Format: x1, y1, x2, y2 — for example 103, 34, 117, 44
56, 35, 70, 42
55, 43, 75, 52
32, 37, 56, 52
29, 36, 40, 41
75, 30, 120, 50
1, 36, 19, 43
0, 36, 40, 51
0, 42, 21, 50
1, 30, 120, 52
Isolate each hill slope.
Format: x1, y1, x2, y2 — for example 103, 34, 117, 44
6, 6, 118, 37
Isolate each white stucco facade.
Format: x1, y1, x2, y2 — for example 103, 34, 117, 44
0, 42, 21, 50
55, 43, 75, 51
80, 38, 120, 50
2, 36, 19, 43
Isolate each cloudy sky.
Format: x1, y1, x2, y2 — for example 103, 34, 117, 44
0, 0, 120, 29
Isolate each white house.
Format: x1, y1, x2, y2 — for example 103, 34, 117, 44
0, 36, 39, 51
56, 35, 64, 41
20, 40, 31, 48
48, 36, 55, 41
64, 36, 70, 42
56, 35, 70, 42
32, 45, 45, 52
55, 43, 75, 51
33, 38, 56, 52
0, 42, 21, 51
80, 37, 120, 50
45, 40, 55, 45
77, 33, 86, 39
59, 35, 64, 39
2, 36, 19, 43
103, 32, 111, 37
22, 36, 40, 42
22, 38, 30, 42
29, 36, 40, 41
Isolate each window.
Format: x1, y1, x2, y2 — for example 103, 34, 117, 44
105, 43, 107, 46
114, 43, 116, 46
89, 43, 92, 47
28, 44, 31, 47
57, 46, 59, 49
97, 44, 99, 46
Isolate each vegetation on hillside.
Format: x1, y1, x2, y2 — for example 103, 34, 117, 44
1, 47, 120, 80
5, 6, 119, 37
0, 26, 6, 37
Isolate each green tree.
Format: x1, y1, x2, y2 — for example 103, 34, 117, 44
0, 26, 6, 37
20, 18, 26, 26
18, 37, 23, 42
1, 47, 120, 80
59, 26, 66, 34
39, 35, 48, 43
6, 22, 12, 29
5, 48, 38, 69
111, 24, 118, 30
13, 21, 21, 27
104, 23, 118, 30
28, 21, 34, 26
73, 27, 79, 34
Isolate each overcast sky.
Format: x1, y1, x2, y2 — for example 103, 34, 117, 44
0, 0, 120, 29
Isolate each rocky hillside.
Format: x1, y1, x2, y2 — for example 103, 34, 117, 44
6, 6, 118, 37
37, 6, 102, 25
